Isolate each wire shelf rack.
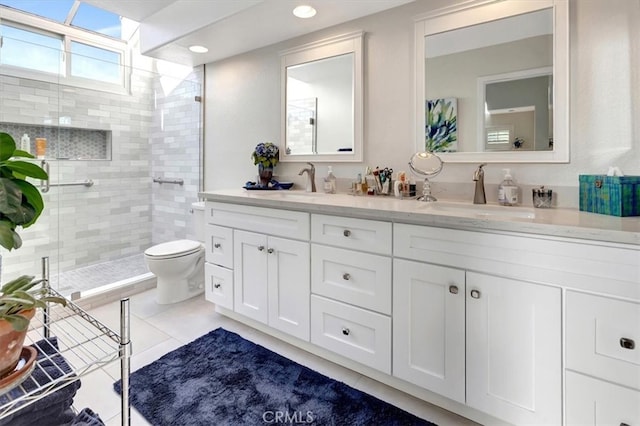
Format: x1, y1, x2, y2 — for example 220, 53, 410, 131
0, 283, 131, 424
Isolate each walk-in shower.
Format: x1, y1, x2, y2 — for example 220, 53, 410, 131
0, 41, 203, 299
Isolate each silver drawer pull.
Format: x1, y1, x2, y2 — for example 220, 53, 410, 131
620, 337, 635, 350
214, 243, 221, 249
620, 423, 631, 426
214, 283, 221, 289
470, 289, 481, 299
343, 230, 351, 237
258, 245, 265, 251
449, 285, 459, 294
342, 327, 350, 336
342, 273, 351, 281
267, 248, 274, 254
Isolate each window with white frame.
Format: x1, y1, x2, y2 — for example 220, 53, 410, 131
0, 0, 132, 92
485, 125, 513, 151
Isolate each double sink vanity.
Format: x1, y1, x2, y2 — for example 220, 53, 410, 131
199, 189, 640, 426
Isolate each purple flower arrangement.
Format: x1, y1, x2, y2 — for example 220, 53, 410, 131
251, 142, 279, 168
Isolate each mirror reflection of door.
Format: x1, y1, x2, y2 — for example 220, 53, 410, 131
285, 53, 354, 156
482, 73, 552, 151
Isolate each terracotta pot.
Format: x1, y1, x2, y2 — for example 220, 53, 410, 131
0, 308, 35, 377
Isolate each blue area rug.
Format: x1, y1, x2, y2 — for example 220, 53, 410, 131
114, 328, 436, 425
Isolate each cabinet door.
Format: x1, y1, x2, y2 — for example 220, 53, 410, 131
267, 236, 310, 341
466, 272, 561, 426
392, 259, 465, 403
233, 230, 268, 324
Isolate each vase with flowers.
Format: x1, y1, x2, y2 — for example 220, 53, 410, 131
251, 142, 279, 187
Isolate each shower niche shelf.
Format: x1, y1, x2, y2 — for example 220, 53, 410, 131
0, 122, 112, 161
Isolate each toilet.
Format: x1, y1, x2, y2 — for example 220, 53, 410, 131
144, 202, 205, 304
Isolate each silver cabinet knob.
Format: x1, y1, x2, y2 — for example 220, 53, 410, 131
214, 283, 221, 289
470, 289, 481, 299
257, 245, 265, 251
267, 248, 274, 254
214, 243, 221, 249
342, 327, 350, 336
343, 230, 351, 237
449, 285, 459, 294
620, 337, 636, 350
342, 273, 351, 281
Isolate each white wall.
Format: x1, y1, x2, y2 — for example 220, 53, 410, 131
204, 0, 639, 207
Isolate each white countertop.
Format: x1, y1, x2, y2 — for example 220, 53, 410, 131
200, 189, 640, 246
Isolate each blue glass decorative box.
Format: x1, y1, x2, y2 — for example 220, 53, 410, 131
579, 175, 640, 217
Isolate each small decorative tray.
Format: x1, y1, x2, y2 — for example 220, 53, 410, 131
243, 181, 293, 190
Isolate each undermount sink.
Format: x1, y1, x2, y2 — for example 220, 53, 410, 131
419, 201, 536, 219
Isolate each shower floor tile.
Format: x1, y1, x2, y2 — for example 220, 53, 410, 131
52, 254, 149, 296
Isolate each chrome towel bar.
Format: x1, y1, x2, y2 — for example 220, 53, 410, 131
153, 177, 184, 185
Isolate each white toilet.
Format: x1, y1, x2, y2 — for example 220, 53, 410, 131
144, 202, 205, 304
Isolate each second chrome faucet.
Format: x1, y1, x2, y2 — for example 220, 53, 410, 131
473, 163, 487, 204
298, 162, 316, 192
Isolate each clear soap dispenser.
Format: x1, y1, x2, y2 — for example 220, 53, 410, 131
498, 168, 519, 206
323, 166, 337, 194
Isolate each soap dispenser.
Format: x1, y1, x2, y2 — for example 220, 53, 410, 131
20, 134, 31, 154
498, 169, 519, 206
323, 166, 337, 194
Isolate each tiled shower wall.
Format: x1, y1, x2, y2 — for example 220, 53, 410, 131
150, 68, 203, 245
0, 67, 202, 284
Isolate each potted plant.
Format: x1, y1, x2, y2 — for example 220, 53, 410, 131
0, 132, 66, 377
251, 142, 279, 187
0, 275, 66, 376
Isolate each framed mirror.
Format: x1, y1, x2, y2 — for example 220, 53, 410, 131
415, 0, 569, 163
280, 31, 363, 162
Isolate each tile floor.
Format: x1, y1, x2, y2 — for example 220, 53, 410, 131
72, 288, 478, 426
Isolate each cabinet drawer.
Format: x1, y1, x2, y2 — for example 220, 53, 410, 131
205, 224, 233, 268
566, 371, 640, 426
311, 214, 391, 255
204, 263, 233, 309
311, 244, 391, 314
310, 295, 391, 374
566, 291, 640, 390
207, 201, 309, 240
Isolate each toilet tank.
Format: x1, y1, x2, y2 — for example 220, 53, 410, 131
191, 201, 205, 242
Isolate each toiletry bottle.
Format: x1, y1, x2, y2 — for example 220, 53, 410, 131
323, 166, 337, 194
21, 134, 31, 154
498, 168, 519, 206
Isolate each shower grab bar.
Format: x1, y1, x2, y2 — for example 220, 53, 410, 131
153, 177, 184, 185
40, 159, 94, 192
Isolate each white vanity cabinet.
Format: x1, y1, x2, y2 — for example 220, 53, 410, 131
206, 202, 311, 341
393, 223, 562, 426
310, 214, 393, 373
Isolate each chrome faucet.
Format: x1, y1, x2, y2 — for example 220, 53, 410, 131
473, 163, 487, 204
298, 162, 316, 192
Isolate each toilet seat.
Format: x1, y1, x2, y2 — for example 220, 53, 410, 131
144, 239, 202, 260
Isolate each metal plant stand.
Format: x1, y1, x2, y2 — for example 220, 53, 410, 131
0, 257, 131, 425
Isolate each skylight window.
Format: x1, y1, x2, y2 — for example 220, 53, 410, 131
0, 0, 126, 40
71, 3, 121, 39
0, 0, 75, 23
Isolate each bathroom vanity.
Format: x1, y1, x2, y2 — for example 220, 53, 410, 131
199, 189, 640, 426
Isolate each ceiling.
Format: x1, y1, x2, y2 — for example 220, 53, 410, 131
82, 0, 414, 66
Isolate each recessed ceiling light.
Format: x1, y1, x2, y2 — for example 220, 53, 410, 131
189, 45, 209, 53
293, 5, 316, 19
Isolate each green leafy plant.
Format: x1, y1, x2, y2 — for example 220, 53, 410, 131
251, 142, 279, 168
0, 132, 48, 251
0, 275, 66, 331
